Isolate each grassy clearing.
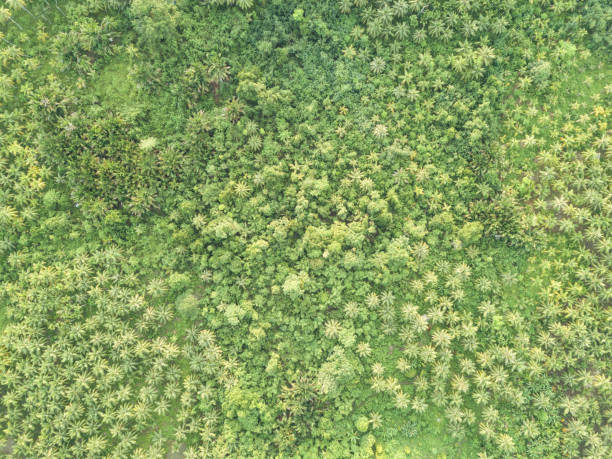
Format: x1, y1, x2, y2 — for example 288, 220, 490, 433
92, 58, 142, 112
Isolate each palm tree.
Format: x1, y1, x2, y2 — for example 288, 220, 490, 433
366, 292, 379, 309
452, 374, 469, 393
357, 342, 371, 357
370, 57, 386, 74
380, 291, 395, 307
473, 389, 489, 405
369, 412, 382, 429
324, 319, 342, 339
224, 96, 244, 123
338, 0, 351, 14
344, 301, 361, 318
412, 241, 429, 260
479, 421, 495, 439
413, 29, 426, 43
236, 0, 254, 10
207, 58, 230, 103
491, 17, 507, 35
432, 329, 452, 348
395, 390, 410, 409
477, 45, 496, 66
394, 22, 410, 39
429, 19, 445, 38
496, 433, 516, 453
411, 397, 427, 413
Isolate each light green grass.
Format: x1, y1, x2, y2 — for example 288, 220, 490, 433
381, 409, 481, 458
92, 58, 143, 115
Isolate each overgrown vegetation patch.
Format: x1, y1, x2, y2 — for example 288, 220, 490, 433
0, 1, 610, 458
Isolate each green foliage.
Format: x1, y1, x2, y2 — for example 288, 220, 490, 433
130, 0, 178, 53
0, 1, 610, 458
356, 415, 370, 432
176, 291, 199, 320
458, 221, 484, 244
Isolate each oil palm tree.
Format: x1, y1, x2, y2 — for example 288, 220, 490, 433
207, 58, 230, 103
236, 0, 254, 10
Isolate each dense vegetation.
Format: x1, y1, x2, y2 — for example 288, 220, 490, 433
0, 0, 610, 457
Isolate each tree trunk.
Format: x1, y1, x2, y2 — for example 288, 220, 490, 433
212, 82, 219, 104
